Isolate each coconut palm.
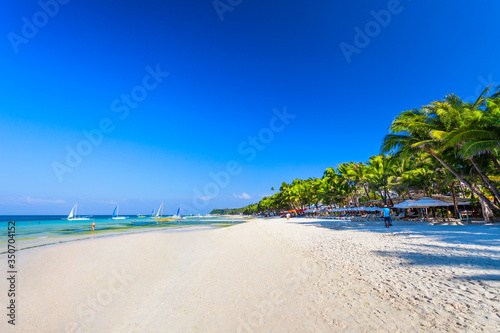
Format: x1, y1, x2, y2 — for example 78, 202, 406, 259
429, 90, 500, 204
345, 162, 372, 202
381, 105, 500, 214
366, 155, 394, 206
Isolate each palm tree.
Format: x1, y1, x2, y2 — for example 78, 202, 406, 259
382, 106, 500, 215
430, 90, 500, 204
346, 162, 372, 202
366, 155, 394, 206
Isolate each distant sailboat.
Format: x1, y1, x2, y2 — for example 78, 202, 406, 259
155, 202, 174, 222
172, 205, 182, 220
67, 204, 90, 221
154, 202, 163, 220
112, 205, 127, 220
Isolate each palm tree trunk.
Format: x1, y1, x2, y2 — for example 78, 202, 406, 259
427, 150, 500, 214
378, 190, 384, 202
480, 197, 494, 223
451, 183, 459, 219
469, 157, 500, 204
388, 194, 394, 206
363, 185, 371, 201
489, 153, 500, 173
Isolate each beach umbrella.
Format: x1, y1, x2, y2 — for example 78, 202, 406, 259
408, 197, 451, 208
393, 200, 416, 209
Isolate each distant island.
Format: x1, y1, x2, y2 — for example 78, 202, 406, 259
209, 208, 252, 215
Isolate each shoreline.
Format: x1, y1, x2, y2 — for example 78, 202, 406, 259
0, 220, 246, 254
1, 217, 499, 332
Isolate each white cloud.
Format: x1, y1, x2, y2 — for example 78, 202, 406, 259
233, 193, 251, 199
25, 197, 65, 204
93, 199, 119, 205
0, 196, 66, 205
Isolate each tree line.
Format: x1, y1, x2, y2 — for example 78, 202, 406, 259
211, 86, 500, 222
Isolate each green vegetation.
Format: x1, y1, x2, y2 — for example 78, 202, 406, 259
214, 86, 500, 222
209, 207, 255, 215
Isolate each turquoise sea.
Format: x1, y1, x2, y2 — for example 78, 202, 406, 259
0, 215, 245, 253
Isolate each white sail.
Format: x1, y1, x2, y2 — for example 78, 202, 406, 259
68, 204, 77, 219
155, 202, 163, 219
67, 204, 90, 220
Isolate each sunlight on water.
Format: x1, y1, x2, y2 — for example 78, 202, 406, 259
0, 215, 245, 253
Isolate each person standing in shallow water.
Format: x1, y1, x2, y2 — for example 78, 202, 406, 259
91, 221, 96, 232
381, 205, 392, 228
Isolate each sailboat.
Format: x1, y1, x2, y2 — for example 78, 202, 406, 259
112, 205, 127, 220
155, 202, 174, 222
154, 202, 163, 220
172, 205, 182, 220
67, 204, 90, 221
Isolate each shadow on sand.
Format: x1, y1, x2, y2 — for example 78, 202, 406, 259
292, 219, 500, 273
293, 219, 500, 247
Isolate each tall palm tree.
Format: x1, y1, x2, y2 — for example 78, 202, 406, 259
366, 155, 394, 206
346, 162, 372, 202
430, 90, 500, 204
382, 106, 500, 214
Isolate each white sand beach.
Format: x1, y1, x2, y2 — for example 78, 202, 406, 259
1, 218, 499, 332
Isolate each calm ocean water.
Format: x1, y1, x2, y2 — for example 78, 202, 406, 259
0, 215, 243, 253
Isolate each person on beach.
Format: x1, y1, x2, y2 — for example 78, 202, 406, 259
91, 221, 96, 232
381, 205, 392, 228
286, 213, 291, 221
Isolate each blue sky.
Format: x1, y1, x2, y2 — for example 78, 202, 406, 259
1, 0, 499, 215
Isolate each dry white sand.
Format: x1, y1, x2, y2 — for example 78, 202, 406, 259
1, 218, 499, 332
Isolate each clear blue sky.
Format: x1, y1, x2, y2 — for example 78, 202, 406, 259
1, 0, 499, 215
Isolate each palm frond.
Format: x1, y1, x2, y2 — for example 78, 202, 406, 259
446, 129, 498, 148
429, 130, 449, 141
459, 140, 500, 158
